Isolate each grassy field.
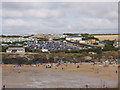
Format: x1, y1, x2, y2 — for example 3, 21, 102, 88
93, 35, 119, 41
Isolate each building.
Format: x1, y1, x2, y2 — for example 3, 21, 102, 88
41, 48, 49, 52
90, 39, 99, 44
1, 37, 37, 43
53, 34, 67, 39
6, 47, 25, 53
66, 35, 83, 41
79, 41, 86, 44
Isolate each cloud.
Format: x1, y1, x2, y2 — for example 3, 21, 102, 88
27, 9, 62, 18
3, 10, 24, 18
2, 2, 118, 34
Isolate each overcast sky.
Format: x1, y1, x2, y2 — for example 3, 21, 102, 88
2, 2, 118, 35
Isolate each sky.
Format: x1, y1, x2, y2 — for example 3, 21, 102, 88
2, 2, 118, 35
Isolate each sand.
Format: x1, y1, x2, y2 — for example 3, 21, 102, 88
2, 63, 118, 88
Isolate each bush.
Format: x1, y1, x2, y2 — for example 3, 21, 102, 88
81, 33, 99, 40
2, 57, 28, 64
52, 47, 101, 53
53, 38, 65, 41
103, 40, 118, 51
0, 46, 8, 52
25, 47, 32, 52
37, 37, 48, 41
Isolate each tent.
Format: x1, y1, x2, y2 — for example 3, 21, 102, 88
105, 60, 109, 65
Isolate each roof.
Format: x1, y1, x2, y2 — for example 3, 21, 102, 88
7, 47, 25, 50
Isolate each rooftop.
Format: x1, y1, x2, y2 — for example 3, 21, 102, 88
7, 47, 25, 50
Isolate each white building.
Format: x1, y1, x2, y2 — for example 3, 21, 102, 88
41, 48, 49, 52
53, 34, 67, 39
66, 36, 83, 41
1, 37, 37, 43
79, 41, 86, 44
6, 47, 25, 53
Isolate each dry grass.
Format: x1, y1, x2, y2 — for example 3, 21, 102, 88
94, 35, 119, 41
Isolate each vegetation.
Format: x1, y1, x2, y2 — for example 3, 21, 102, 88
12, 41, 27, 44
2, 42, 12, 44
8, 46, 23, 47
1, 35, 22, 38
2, 57, 29, 64
37, 37, 48, 41
23, 36, 30, 38
63, 33, 79, 36
51, 47, 102, 54
81, 33, 99, 40
0, 46, 8, 52
102, 40, 119, 51
25, 47, 32, 52
53, 38, 65, 41
2, 50, 118, 64
92, 34, 119, 35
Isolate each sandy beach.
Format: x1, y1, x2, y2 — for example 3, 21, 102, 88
2, 63, 118, 88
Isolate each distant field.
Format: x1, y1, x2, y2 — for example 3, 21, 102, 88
94, 35, 119, 41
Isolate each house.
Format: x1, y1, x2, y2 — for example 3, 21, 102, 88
6, 47, 25, 53
53, 34, 67, 39
79, 41, 86, 44
41, 48, 48, 52
66, 35, 83, 41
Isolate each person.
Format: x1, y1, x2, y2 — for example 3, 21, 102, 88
116, 70, 117, 74
55, 66, 58, 69
65, 63, 67, 67
85, 84, 88, 88
103, 84, 105, 88
3, 85, 5, 89
97, 68, 99, 73
77, 65, 80, 68
55, 67, 57, 69
18, 70, 20, 73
